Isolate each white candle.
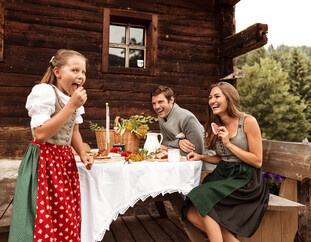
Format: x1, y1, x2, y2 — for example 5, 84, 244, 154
106, 103, 110, 149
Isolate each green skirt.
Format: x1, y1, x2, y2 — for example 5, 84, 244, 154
182, 160, 269, 237
9, 143, 39, 242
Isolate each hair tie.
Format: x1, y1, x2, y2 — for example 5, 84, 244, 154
49, 56, 55, 66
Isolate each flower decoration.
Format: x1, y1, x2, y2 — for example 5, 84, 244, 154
115, 114, 157, 139
121, 151, 132, 157
262, 172, 283, 195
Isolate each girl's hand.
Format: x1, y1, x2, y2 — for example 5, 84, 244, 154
218, 126, 230, 146
70, 86, 87, 109
186, 151, 201, 161
81, 154, 94, 170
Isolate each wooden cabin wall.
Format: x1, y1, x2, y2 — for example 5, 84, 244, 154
0, 0, 221, 158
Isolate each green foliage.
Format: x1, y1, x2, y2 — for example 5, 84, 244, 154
237, 45, 311, 141
115, 114, 158, 139
238, 57, 311, 141
237, 47, 266, 68
89, 121, 105, 130
288, 48, 309, 95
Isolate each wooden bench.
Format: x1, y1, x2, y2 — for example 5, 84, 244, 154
202, 139, 310, 242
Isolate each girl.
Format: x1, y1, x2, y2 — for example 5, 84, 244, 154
183, 82, 269, 241
9, 49, 94, 241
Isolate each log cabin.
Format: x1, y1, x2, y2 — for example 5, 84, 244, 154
0, 0, 268, 158
3, 1, 307, 242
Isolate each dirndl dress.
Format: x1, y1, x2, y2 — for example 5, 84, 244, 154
182, 115, 269, 237
9, 84, 82, 242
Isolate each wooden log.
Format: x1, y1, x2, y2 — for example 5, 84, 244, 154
6, 2, 101, 23
215, 0, 240, 6
7, 0, 99, 13
220, 23, 268, 58
157, 0, 214, 11
0, 1, 4, 61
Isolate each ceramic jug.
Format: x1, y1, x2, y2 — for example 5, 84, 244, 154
143, 133, 163, 153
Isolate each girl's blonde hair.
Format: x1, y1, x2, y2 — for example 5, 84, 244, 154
40, 49, 88, 84
205, 81, 245, 150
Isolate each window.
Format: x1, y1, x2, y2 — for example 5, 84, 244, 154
109, 24, 145, 68
102, 8, 157, 75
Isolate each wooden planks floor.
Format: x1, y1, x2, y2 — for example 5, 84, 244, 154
101, 213, 193, 242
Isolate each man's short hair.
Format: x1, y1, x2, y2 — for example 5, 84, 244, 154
151, 85, 175, 101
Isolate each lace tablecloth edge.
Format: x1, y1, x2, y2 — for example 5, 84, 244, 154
94, 188, 191, 241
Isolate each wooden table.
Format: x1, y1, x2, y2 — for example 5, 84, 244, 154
77, 159, 205, 242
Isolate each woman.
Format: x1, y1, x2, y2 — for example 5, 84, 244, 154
183, 82, 269, 241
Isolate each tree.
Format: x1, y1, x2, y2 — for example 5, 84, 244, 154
238, 57, 310, 142
237, 47, 266, 68
287, 48, 311, 139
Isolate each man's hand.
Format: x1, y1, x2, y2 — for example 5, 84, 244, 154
179, 139, 195, 153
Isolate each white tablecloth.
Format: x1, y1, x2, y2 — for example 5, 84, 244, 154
77, 160, 203, 242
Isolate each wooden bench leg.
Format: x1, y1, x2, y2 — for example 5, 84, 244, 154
238, 210, 298, 242
154, 201, 168, 218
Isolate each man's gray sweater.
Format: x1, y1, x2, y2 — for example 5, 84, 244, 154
158, 103, 204, 156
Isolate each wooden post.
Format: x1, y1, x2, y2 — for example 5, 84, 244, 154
217, 3, 235, 82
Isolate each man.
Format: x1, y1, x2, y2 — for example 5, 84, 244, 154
151, 85, 204, 156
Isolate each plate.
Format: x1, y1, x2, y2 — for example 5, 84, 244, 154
94, 156, 110, 159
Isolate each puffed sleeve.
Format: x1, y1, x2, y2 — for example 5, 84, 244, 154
75, 106, 85, 124
25, 83, 55, 128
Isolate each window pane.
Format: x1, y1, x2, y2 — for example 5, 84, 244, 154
129, 49, 144, 68
109, 48, 125, 67
109, 25, 126, 44
130, 27, 145, 45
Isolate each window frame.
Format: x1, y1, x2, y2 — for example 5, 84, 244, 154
102, 8, 157, 76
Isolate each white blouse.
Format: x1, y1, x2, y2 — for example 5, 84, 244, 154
26, 83, 85, 129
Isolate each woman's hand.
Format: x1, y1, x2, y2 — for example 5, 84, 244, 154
81, 154, 94, 170
186, 151, 201, 161
218, 126, 231, 146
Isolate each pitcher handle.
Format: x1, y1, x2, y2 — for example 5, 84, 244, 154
158, 133, 163, 145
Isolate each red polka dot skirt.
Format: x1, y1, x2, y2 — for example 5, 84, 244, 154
33, 139, 81, 242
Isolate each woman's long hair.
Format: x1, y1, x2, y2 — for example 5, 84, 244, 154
40, 49, 88, 85
205, 82, 245, 150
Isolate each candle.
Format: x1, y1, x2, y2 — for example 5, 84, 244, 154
106, 102, 110, 150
